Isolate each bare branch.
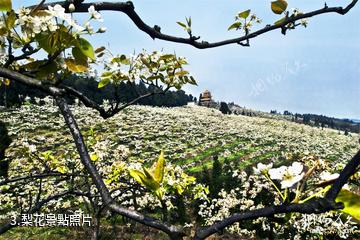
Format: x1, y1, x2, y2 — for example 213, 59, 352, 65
62, 84, 170, 119
195, 197, 345, 239
0, 172, 89, 186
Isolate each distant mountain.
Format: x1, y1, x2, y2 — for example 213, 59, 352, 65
350, 119, 360, 124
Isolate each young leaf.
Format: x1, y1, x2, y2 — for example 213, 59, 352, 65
90, 154, 99, 161
0, 0, 12, 12
176, 21, 187, 29
129, 169, 146, 185
139, 168, 161, 192
228, 22, 242, 31
77, 38, 95, 60
336, 189, 360, 220
153, 151, 165, 183
98, 77, 111, 88
186, 17, 192, 27
95, 46, 106, 53
238, 9, 251, 19
271, 0, 288, 15
64, 58, 88, 73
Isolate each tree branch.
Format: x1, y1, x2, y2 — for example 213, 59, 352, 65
0, 67, 64, 96
35, 0, 358, 49
195, 148, 360, 239
62, 84, 169, 119
54, 96, 185, 238
195, 197, 345, 239
0, 172, 89, 186
325, 149, 360, 200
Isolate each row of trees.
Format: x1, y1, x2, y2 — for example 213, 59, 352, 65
270, 110, 360, 133
0, 76, 194, 108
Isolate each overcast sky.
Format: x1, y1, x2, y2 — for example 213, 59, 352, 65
16, 1, 360, 119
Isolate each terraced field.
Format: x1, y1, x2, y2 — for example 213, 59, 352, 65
1, 102, 358, 176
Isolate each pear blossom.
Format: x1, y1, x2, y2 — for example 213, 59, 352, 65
97, 27, 107, 33
48, 4, 67, 19
88, 6, 103, 21
268, 162, 304, 189
320, 171, 339, 181
253, 162, 273, 174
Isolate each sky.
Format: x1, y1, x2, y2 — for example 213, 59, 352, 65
15, 0, 360, 119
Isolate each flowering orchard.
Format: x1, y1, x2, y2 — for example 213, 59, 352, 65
1, 102, 359, 238
0, 0, 359, 239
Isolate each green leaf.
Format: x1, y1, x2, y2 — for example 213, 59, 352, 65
35, 33, 54, 54
274, 17, 286, 25
153, 151, 165, 183
271, 0, 288, 15
64, 58, 88, 73
238, 9, 251, 19
36, 61, 58, 79
336, 189, 360, 220
147, 75, 164, 81
111, 55, 130, 65
98, 77, 111, 88
175, 70, 189, 76
228, 22, 242, 31
56, 165, 67, 174
176, 21, 187, 28
72, 47, 88, 62
77, 38, 95, 60
0, 27, 7, 35
0, 0, 12, 12
35, 27, 75, 54
6, 10, 16, 29
175, 185, 184, 195
129, 169, 160, 192
189, 76, 197, 85
160, 54, 175, 61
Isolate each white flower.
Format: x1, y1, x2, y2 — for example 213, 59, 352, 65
268, 162, 304, 189
48, 4, 66, 19
320, 171, 339, 181
85, 22, 94, 34
28, 145, 37, 153
88, 6, 103, 21
253, 162, 273, 174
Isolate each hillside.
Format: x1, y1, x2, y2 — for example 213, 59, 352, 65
1, 102, 359, 174
1, 102, 360, 239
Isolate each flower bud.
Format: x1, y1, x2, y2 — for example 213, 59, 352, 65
69, 3, 75, 12
97, 27, 107, 33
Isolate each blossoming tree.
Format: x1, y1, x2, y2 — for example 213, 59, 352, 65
0, 0, 359, 239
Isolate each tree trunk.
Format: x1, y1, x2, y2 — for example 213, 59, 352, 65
90, 215, 100, 240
